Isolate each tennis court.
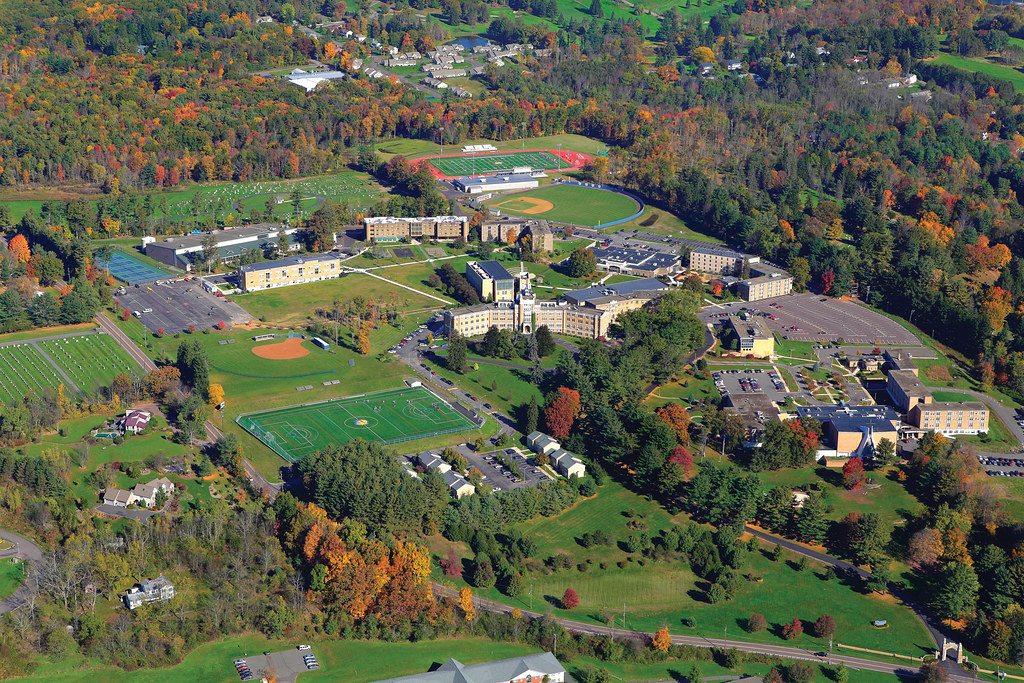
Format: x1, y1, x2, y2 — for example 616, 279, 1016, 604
427, 150, 566, 177
94, 250, 171, 285
237, 386, 480, 462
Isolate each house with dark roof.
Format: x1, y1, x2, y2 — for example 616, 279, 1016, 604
367, 652, 566, 683
119, 408, 151, 434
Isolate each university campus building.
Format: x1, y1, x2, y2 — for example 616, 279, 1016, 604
883, 349, 991, 435
589, 246, 681, 277
363, 215, 469, 243
688, 245, 793, 302
238, 253, 342, 292
724, 315, 775, 357
444, 269, 667, 339
144, 223, 303, 270
367, 652, 566, 683
465, 260, 515, 302
480, 218, 554, 253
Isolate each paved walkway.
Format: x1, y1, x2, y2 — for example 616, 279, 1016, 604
0, 530, 41, 614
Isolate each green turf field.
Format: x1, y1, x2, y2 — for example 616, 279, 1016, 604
484, 184, 640, 226
238, 386, 480, 462
427, 150, 565, 176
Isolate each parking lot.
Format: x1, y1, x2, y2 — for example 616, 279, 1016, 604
701, 293, 919, 346
713, 367, 791, 402
233, 647, 318, 683
466, 446, 551, 491
115, 280, 252, 333
979, 454, 1024, 477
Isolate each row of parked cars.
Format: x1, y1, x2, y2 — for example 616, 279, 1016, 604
234, 659, 254, 681
980, 456, 1024, 468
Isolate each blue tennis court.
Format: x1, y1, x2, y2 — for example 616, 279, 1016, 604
94, 250, 171, 285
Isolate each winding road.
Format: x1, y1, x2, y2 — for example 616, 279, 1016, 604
95, 313, 283, 500
0, 530, 41, 614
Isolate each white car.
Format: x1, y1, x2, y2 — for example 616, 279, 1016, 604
298, 645, 312, 651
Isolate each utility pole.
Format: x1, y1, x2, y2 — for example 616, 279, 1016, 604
724, 625, 727, 651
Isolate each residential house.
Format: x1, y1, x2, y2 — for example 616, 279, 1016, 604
726, 59, 743, 71
442, 469, 475, 499
366, 652, 566, 683
526, 431, 560, 456
550, 449, 586, 479
416, 452, 452, 474
119, 409, 152, 435
130, 477, 175, 508
124, 576, 175, 610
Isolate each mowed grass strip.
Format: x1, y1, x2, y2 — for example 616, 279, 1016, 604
38, 334, 137, 392
241, 386, 478, 461
484, 184, 639, 225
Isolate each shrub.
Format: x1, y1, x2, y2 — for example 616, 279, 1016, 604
681, 617, 696, 628
787, 661, 814, 683
746, 613, 767, 633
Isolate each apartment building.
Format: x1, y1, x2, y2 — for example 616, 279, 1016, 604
238, 253, 342, 292
480, 218, 554, 253
886, 369, 931, 413
689, 245, 751, 275
738, 265, 794, 301
363, 215, 469, 242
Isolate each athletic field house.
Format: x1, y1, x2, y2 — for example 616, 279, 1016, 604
236, 386, 482, 462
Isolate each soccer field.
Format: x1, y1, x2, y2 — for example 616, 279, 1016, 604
427, 150, 565, 177
236, 386, 479, 462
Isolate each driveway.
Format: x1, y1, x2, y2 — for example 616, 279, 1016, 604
0, 530, 42, 614
94, 504, 161, 520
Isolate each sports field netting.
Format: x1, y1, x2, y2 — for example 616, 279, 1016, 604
94, 250, 171, 285
427, 150, 565, 177
237, 386, 480, 462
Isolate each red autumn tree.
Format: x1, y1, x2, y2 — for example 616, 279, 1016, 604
656, 403, 691, 445
711, 280, 724, 296
842, 457, 865, 489
781, 618, 803, 639
669, 446, 694, 475
814, 614, 836, 639
819, 269, 835, 295
122, 307, 130, 321
441, 548, 462, 577
544, 387, 581, 439
562, 588, 579, 609
218, 320, 226, 330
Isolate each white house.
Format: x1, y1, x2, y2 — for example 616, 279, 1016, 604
124, 576, 175, 609
526, 431, 560, 456
550, 449, 586, 479
130, 477, 175, 507
120, 409, 152, 435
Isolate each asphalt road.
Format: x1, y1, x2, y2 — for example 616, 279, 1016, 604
432, 584, 963, 681
0, 530, 42, 614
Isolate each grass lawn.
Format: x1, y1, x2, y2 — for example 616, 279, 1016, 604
0, 559, 24, 601
929, 52, 1024, 91
754, 465, 924, 534
769, 336, 818, 361
17, 635, 542, 683
390, 133, 609, 161
234, 273, 445, 326
484, 184, 640, 226
371, 256, 474, 299
608, 206, 723, 244
433, 480, 934, 657
423, 353, 542, 419
645, 374, 717, 409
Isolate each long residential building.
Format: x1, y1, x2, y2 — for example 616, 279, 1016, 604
363, 215, 469, 242
445, 273, 668, 339
369, 653, 566, 683
238, 253, 342, 292
738, 263, 794, 301
689, 245, 752, 275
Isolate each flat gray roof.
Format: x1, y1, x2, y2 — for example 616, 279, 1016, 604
564, 277, 667, 303
456, 174, 537, 187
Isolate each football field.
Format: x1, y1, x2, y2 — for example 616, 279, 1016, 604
236, 386, 479, 462
427, 150, 566, 177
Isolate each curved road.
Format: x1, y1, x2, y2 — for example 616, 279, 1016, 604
433, 585, 960, 681
95, 313, 283, 500
0, 530, 41, 614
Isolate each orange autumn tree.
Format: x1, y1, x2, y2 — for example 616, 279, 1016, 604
917, 211, 953, 248
980, 286, 1013, 332
8, 234, 29, 263
651, 627, 672, 652
656, 403, 691, 445
298, 507, 435, 625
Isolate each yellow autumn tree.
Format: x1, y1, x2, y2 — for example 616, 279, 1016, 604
691, 46, 715, 63
458, 586, 475, 620
207, 383, 225, 409
917, 211, 953, 248
357, 321, 372, 355
652, 627, 672, 652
